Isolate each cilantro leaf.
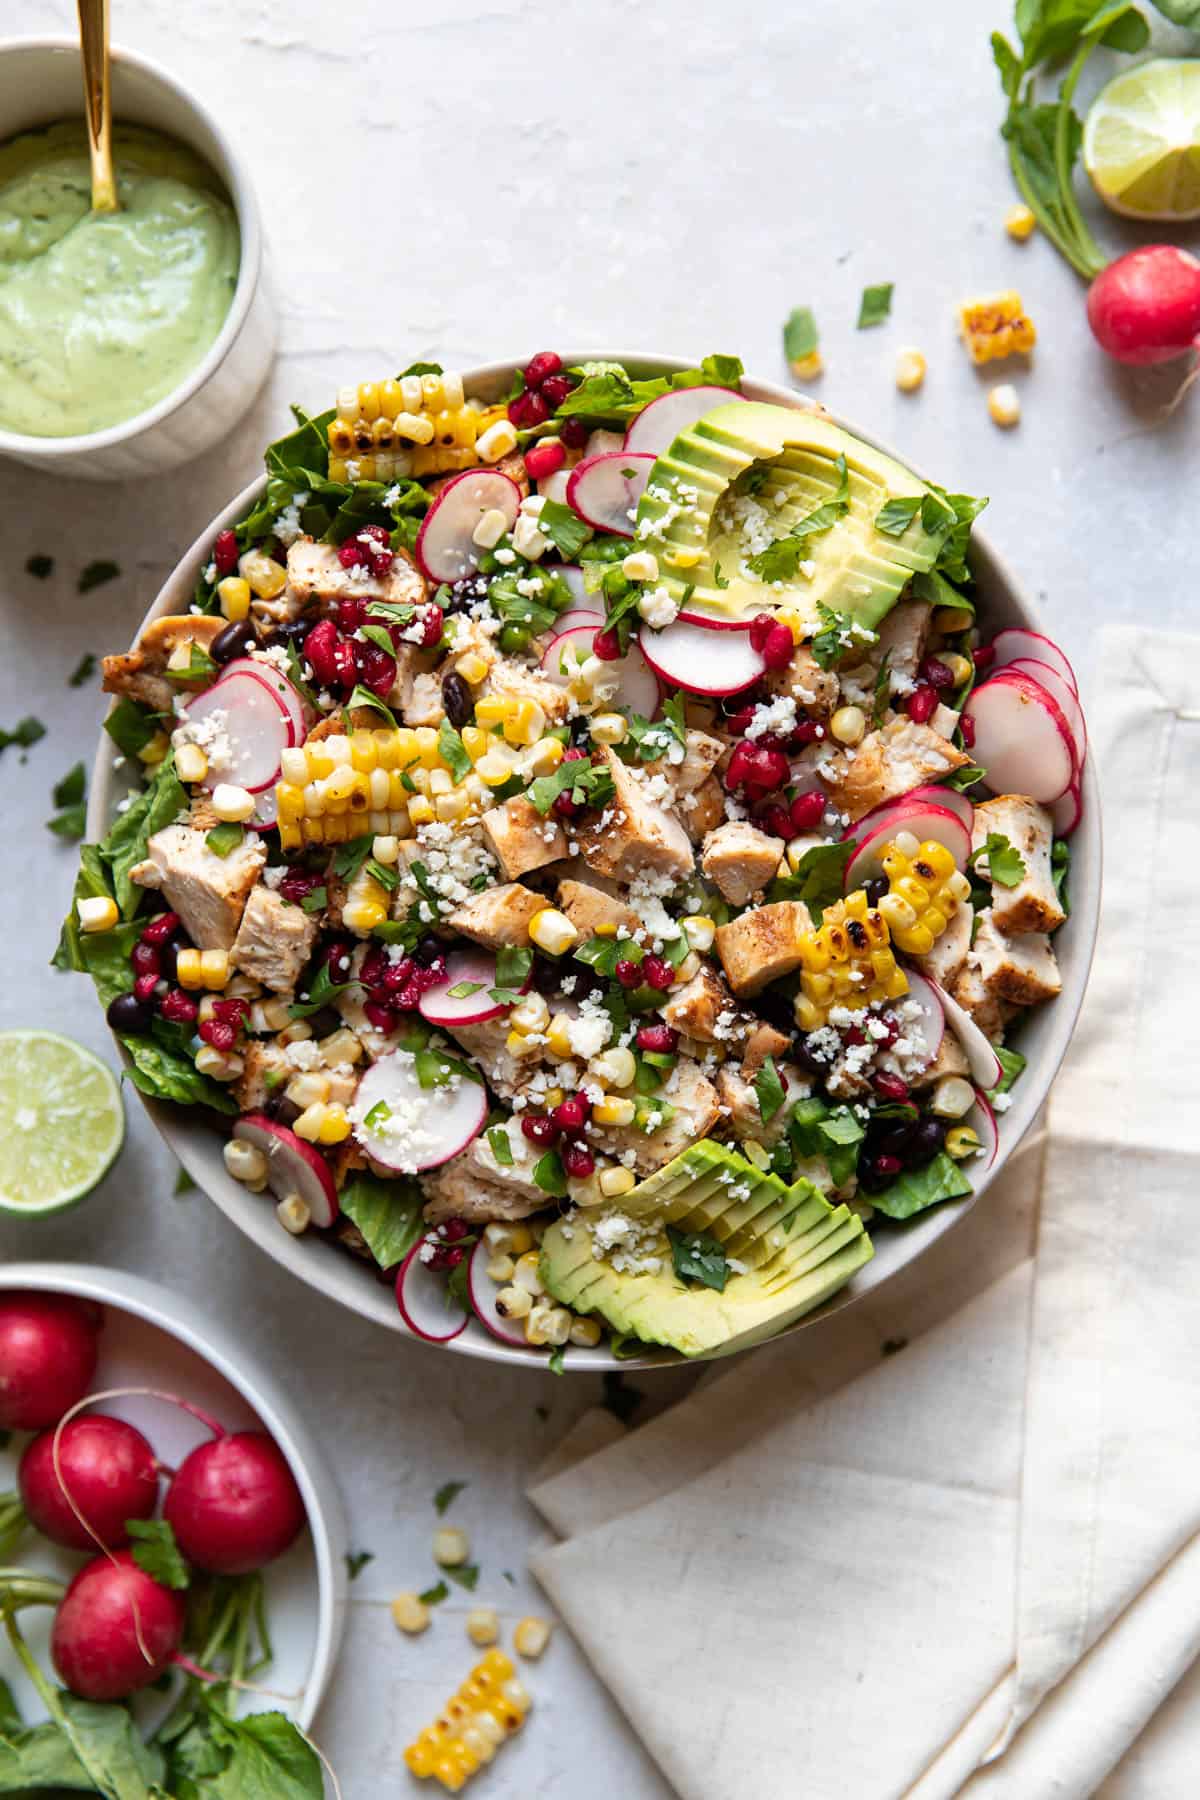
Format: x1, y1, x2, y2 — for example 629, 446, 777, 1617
875, 495, 924, 537
487, 1126, 515, 1166
747, 456, 850, 582
47, 763, 86, 839
0, 715, 46, 755
127, 1518, 189, 1590
768, 840, 852, 920
78, 558, 121, 593
538, 498, 592, 559
400, 360, 444, 377
437, 719, 472, 784
942, 764, 987, 792
494, 944, 533, 990
343, 684, 398, 727
811, 602, 877, 670
359, 622, 400, 658
332, 835, 375, 880
68, 652, 97, 687
548, 1346, 566, 1374
532, 1150, 569, 1197
434, 1480, 468, 1515
300, 885, 329, 913
783, 306, 819, 364
446, 1562, 480, 1591
419, 1579, 450, 1605
344, 1550, 374, 1580
873, 651, 893, 727
667, 1225, 729, 1293
166, 642, 217, 684
989, 1044, 1027, 1097
969, 831, 1026, 888
288, 960, 357, 1019
754, 1056, 788, 1125
857, 283, 894, 328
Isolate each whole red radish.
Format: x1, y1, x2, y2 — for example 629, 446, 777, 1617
51, 1550, 186, 1702
164, 1431, 306, 1575
1087, 247, 1200, 366
0, 1293, 100, 1432
19, 1416, 158, 1551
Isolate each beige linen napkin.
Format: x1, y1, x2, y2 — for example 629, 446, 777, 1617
529, 625, 1200, 1800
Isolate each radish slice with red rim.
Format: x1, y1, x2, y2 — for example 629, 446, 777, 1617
183, 675, 291, 795
895, 971, 945, 1070
969, 1090, 1000, 1171
352, 1047, 488, 1172
549, 606, 604, 641
623, 384, 742, 456
395, 1237, 469, 1343
219, 658, 306, 746
419, 949, 527, 1028
466, 1237, 529, 1348
414, 469, 522, 584
566, 453, 656, 536
536, 469, 571, 505
542, 623, 660, 715
1052, 781, 1082, 838
989, 628, 1078, 696
1004, 659, 1087, 770
232, 1115, 338, 1229
638, 616, 765, 696
928, 982, 1004, 1090
962, 673, 1076, 804
844, 804, 972, 889
247, 785, 279, 832
846, 784, 976, 843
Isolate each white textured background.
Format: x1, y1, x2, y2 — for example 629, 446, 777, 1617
0, 0, 1195, 1792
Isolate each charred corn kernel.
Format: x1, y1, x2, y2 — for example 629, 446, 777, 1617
589, 711, 627, 745
524, 736, 564, 778
494, 1284, 532, 1321
590, 1046, 636, 1088
211, 783, 256, 823
486, 1253, 515, 1283
276, 1193, 310, 1235
175, 742, 208, 784
466, 1608, 499, 1648
567, 1316, 602, 1348
830, 705, 867, 745
404, 1650, 527, 1791
682, 914, 716, 953
592, 1094, 636, 1127
238, 549, 287, 600
932, 1076, 975, 1120
456, 651, 491, 687
513, 1251, 544, 1297
513, 1617, 553, 1660
895, 348, 927, 392
332, 376, 476, 482
528, 908, 577, 956
392, 1592, 431, 1635
794, 890, 908, 1031
77, 895, 119, 933
959, 291, 1036, 364
223, 1139, 268, 1188
137, 730, 170, 765
933, 605, 975, 635
946, 1124, 984, 1159
940, 652, 973, 686
880, 837, 970, 955
789, 349, 824, 381
622, 550, 659, 581
1005, 203, 1037, 241
988, 383, 1021, 428
526, 1304, 571, 1347
175, 948, 203, 989
343, 864, 390, 935
285, 1071, 331, 1109
194, 1044, 243, 1081
217, 575, 251, 621
510, 992, 550, 1035
545, 1012, 575, 1059
599, 1165, 636, 1198
502, 699, 546, 747
476, 418, 517, 463
434, 1527, 471, 1568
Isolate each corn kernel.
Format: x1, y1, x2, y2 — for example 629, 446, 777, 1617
959, 291, 1036, 364
528, 908, 578, 956
933, 605, 975, 635
513, 1617, 554, 1660
276, 1193, 310, 1235
466, 1608, 500, 1648
471, 507, 509, 549
894, 348, 927, 393
238, 549, 287, 600
932, 1076, 975, 1119
526, 1304, 570, 1347
523, 735, 564, 777
622, 550, 659, 582
477, 419, 518, 463
512, 513, 548, 560
545, 1012, 575, 1059
592, 1095, 636, 1127
217, 576, 251, 622
461, 725, 490, 760
502, 699, 546, 748
590, 1046, 636, 1089
483, 1221, 532, 1257
495, 1284, 532, 1321
434, 1527, 471, 1568
407, 795, 436, 824
176, 948, 203, 989
510, 992, 550, 1036
317, 1027, 363, 1066
988, 384, 1021, 428
223, 1139, 268, 1188
589, 711, 627, 745
137, 731, 170, 765
293, 1102, 330, 1142
1005, 203, 1037, 241
456, 651, 492, 686
568, 1317, 602, 1348
196, 949, 229, 990
175, 742, 208, 784
392, 1592, 431, 1635
77, 895, 119, 933
674, 950, 701, 983
486, 1253, 515, 1283
278, 1019, 312, 1045
599, 1165, 636, 1198
682, 915, 716, 953
194, 1044, 243, 1081
789, 349, 824, 381
211, 783, 256, 823
946, 1124, 985, 1159
474, 755, 513, 789
830, 705, 866, 746
512, 1251, 544, 1296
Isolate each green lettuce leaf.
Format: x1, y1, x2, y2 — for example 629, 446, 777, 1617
104, 759, 188, 918
339, 1172, 425, 1270
869, 1151, 972, 1221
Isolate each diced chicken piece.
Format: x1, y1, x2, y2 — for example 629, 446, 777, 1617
679, 774, 725, 845
823, 1050, 874, 1103
821, 717, 971, 821
577, 747, 694, 885
877, 599, 931, 695
102, 614, 227, 712
484, 658, 570, 727
129, 824, 265, 951
659, 965, 745, 1045
231, 884, 318, 994
556, 878, 638, 941
386, 841, 429, 920
714, 1061, 807, 1149
480, 795, 567, 880
972, 795, 1064, 935
911, 1029, 971, 1090
912, 901, 973, 989
700, 821, 784, 907
446, 882, 546, 949
443, 1016, 527, 1101
590, 1060, 721, 1177
764, 641, 839, 714
402, 670, 446, 728
285, 537, 427, 608
971, 910, 1062, 1007
421, 1159, 545, 1226
741, 1021, 792, 1075
232, 1041, 289, 1115
714, 900, 814, 997
445, 617, 498, 680
494, 449, 531, 500
648, 729, 725, 798
931, 703, 960, 740
464, 1129, 547, 1203
950, 959, 1016, 1041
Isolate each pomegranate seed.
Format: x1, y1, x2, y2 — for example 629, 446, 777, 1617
642, 955, 674, 992
877, 1014, 901, 1047
614, 959, 643, 990
553, 1094, 590, 1133
973, 644, 996, 671
359, 523, 389, 547
724, 741, 756, 790
133, 973, 159, 1004
160, 989, 197, 1025
960, 714, 976, 748
873, 1071, 910, 1102
920, 656, 955, 692
563, 746, 588, 762
332, 638, 358, 690
214, 997, 249, 1026
592, 626, 621, 662
304, 619, 341, 688
213, 529, 239, 577
845, 1025, 867, 1047
758, 803, 792, 839
363, 999, 398, 1031
540, 373, 574, 409
750, 746, 790, 791
562, 1141, 595, 1180
636, 1023, 678, 1053
762, 623, 795, 670
384, 956, 416, 992
199, 1018, 237, 1051
366, 544, 394, 578
724, 705, 755, 736
360, 946, 389, 987
790, 789, 827, 832
130, 942, 160, 978
789, 719, 824, 747
559, 416, 588, 449
419, 605, 444, 648
139, 911, 180, 946
355, 639, 397, 697
337, 539, 365, 570
553, 791, 580, 820
874, 1153, 903, 1178
748, 613, 774, 652
442, 1246, 466, 1270
907, 685, 937, 725
508, 389, 549, 428
337, 596, 366, 631
524, 351, 563, 389
441, 1217, 470, 1242
524, 439, 566, 481
279, 870, 324, 905
522, 1114, 560, 1146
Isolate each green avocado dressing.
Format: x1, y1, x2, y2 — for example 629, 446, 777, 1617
0, 120, 240, 438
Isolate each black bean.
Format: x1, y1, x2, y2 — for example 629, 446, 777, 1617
302, 1008, 340, 1040
106, 992, 153, 1034
158, 940, 180, 982
210, 619, 258, 665
268, 619, 312, 647
872, 1120, 915, 1158
863, 876, 888, 908
413, 935, 444, 968
907, 1116, 946, 1168
440, 672, 472, 729
266, 1094, 302, 1128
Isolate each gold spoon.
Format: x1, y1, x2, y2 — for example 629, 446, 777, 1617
77, 0, 119, 212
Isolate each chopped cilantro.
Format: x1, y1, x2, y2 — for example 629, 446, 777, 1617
532, 1150, 568, 1197
437, 719, 472, 783
811, 601, 877, 670
487, 1126, 514, 1166
667, 1225, 729, 1293
538, 498, 592, 559
47, 763, 86, 839
419, 1579, 450, 1605
344, 1550, 374, 1580
0, 716, 46, 755
1051, 839, 1071, 917
68, 652, 97, 687
300, 885, 329, 913
359, 622, 400, 658
942, 764, 987, 792
448, 980, 485, 999
167, 643, 217, 684
25, 553, 53, 579
754, 1055, 787, 1124
332, 835, 374, 880
288, 960, 357, 1019
748, 455, 850, 582
174, 1165, 195, 1196
783, 305, 820, 364
875, 495, 924, 537
873, 651, 893, 726
78, 559, 121, 593
400, 360, 443, 378
768, 840, 853, 920
969, 832, 1026, 888
494, 944, 533, 990
446, 1562, 480, 1591
366, 858, 399, 891
434, 1480, 468, 1515
344, 685, 398, 728
363, 1100, 392, 1129
857, 283, 894, 328
547, 1346, 566, 1375
712, 562, 730, 589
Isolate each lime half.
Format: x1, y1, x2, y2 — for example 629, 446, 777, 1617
1084, 58, 1200, 221
0, 1031, 124, 1216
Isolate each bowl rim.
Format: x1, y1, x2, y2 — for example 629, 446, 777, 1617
0, 35, 262, 458
0, 1259, 346, 1727
86, 350, 1102, 1371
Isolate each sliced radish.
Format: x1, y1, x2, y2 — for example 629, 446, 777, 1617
566, 453, 655, 536
352, 1048, 487, 1172
559, 566, 588, 606
584, 429, 625, 460
969, 1090, 999, 1171
1004, 660, 1087, 770
395, 1237, 469, 1343
844, 804, 972, 890
549, 606, 604, 641
989, 628, 1078, 696
963, 674, 1076, 804
232, 1115, 338, 1229
675, 608, 766, 631
419, 949, 527, 1028
928, 982, 1004, 1091
1052, 781, 1082, 838
623, 384, 742, 457
220, 658, 306, 746
638, 616, 764, 697
536, 469, 571, 505
414, 469, 521, 584
848, 784, 976, 842
896, 971, 945, 1069
184, 675, 291, 795
466, 1237, 528, 1348
542, 624, 660, 716
247, 785, 279, 832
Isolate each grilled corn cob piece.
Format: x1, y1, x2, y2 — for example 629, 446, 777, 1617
877, 833, 972, 956
795, 889, 908, 1032
403, 1648, 531, 1792
328, 373, 477, 481
958, 290, 1036, 364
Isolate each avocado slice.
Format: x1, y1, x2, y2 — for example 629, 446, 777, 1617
635, 401, 950, 631
539, 1138, 874, 1358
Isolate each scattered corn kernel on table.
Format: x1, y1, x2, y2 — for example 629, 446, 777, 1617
1, 0, 1195, 1791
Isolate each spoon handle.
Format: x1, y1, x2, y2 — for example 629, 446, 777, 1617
77, 0, 119, 213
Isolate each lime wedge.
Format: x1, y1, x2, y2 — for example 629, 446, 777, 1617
0, 1031, 124, 1215
1084, 58, 1200, 221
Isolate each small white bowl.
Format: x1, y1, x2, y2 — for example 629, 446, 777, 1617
87, 354, 1101, 1371
0, 1261, 347, 1728
0, 38, 275, 481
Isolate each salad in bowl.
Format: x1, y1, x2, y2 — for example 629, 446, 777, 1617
61, 352, 1089, 1366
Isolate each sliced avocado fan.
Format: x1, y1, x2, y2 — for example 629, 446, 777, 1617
635, 400, 950, 631
539, 1139, 874, 1359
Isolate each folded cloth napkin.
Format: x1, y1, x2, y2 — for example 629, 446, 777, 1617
529, 625, 1200, 1800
